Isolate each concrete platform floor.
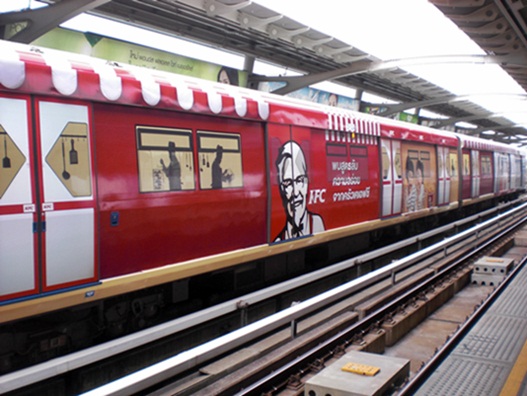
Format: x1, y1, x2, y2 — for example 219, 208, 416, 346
384, 282, 494, 376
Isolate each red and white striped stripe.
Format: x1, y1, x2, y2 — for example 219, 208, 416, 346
325, 110, 380, 145
0, 42, 271, 120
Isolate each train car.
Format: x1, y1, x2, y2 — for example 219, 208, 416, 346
457, 134, 524, 204
379, 120, 459, 217
0, 40, 524, 371
460, 136, 495, 201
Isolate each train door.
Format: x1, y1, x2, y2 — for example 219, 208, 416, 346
511, 155, 521, 190
380, 138, 402, 217
495, 152, 510, 193
35, 99, 98, 292
471, 150, 480, 197
0, 98, 96, 301
521, 155, 526, 189
0, 95, 37, 301
480, 152, 493, 195
437, 146, 451, 206
461, 149, 471, 200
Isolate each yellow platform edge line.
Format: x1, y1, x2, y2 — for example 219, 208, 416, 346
500, 337, 527, 396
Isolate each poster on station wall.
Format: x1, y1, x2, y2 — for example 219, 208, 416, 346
268, 125, 380, 243
32, 28, 247, 86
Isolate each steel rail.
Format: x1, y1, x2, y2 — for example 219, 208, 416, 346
398, 248, 527, 395
231, 207, 527, 396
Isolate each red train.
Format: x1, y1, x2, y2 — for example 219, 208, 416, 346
0, 40, 525, 355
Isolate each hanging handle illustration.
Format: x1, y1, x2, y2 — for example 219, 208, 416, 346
3, 135, 11, 169
61, 140, 70, 180
69, 139, 78, 165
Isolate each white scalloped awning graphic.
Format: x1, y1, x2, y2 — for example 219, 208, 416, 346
132, 69, 161, 106
207, 90, 222, 114
167, 78, 194, 110
234, 95, 247, 117
258, 100, 269, 120
43, 53, 78, 96
0, 47, 270, 121
91, 62, 123, 101
0, 47, 25, 89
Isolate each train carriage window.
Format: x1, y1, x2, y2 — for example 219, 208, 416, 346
350, 146, 369, 181
407, 149, 419, 161
481, 155, 492, 176
326, 143, 347, 157
197, 131, 243, 189
326, 143, 369, 188
326, 143, 347, 181
462, 153, 470, 176
419, 150, 430, 177
381, 146, 389, 180
448, 151, 458, 177
395, 149, 401, 179
136, 126, 194, 192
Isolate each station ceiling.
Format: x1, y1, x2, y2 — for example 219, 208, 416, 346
2, 0, 527, 144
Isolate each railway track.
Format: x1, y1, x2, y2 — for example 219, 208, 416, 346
2, 201, 527, 395
186, 204, 527, 396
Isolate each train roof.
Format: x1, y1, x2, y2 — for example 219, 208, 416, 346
457, 133, 522, 154
0, 39, 523, 155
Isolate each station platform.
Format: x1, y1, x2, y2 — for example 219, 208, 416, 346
414, 242, 527, 396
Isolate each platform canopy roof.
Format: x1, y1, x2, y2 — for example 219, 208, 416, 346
1, 0, 527, 145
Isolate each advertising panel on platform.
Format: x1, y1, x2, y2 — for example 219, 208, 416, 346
32, 28, 247, 86
260, 82, 359, 111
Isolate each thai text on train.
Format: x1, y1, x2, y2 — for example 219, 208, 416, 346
329, 159, 371, 202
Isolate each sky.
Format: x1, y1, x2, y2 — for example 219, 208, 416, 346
2, 0, 527, 132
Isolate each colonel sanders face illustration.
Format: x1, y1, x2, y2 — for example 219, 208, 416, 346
277, 141, 308, 230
